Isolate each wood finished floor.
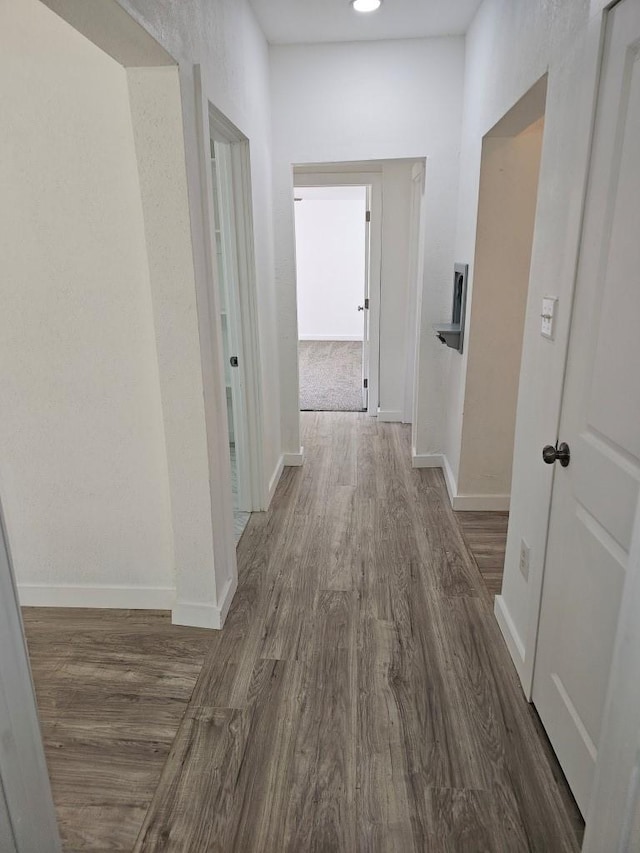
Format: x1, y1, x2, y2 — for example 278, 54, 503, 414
455, 511, 509, 597
23, 609, 213, 852
24, 413, 583, 852
136, 413, 582, 851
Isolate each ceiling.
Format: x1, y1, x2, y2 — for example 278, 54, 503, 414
248, 0, 483, 45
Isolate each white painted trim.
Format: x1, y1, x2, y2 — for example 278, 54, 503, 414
267, 455, 285, 508
494, 594, 527, 683
452, 494, 511, 512
441, 454, 458, 507
17, 584, 176, 610
405, 161, 427, 427
294, 170, 381, 186
411, 453, 509, 510
172, 575, 237, 630
283, 448, 304, 467
377, 409, 403, 423
298, 335, 363, 342
411, 452, 444, 469
0, 502, 61, 851
368, 177, 383, 417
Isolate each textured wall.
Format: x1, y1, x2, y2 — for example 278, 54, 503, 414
127, 66, 221, 607
0, 0, 174, 598
117, 0, 282, 501
270, 38, 465, 450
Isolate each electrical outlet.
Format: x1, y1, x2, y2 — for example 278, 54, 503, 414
519, 540, 530, 581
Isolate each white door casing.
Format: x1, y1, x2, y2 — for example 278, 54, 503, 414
532, 0, 640, 816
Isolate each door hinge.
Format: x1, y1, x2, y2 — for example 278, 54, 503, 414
363, 378, 368, 389
364, 298, 369, 309
365, 210, 371, 223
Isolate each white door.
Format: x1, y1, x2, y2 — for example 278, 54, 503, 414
362, 190, 371, 411
532, 0, 640, 817
211, 141, 251, 513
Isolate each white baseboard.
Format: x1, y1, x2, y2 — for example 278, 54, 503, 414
283, 447, 304, 466
267, 454, 285, 508
411, 453, 510, 511
452, 494, 511, 511
377, 409, 403, 423
299, 335, 363, 342
172, 575, 238, 630
494, 594, 526, 683
17, 583, 175, 610
411, 452, 444, 469
441, 454, 458, 506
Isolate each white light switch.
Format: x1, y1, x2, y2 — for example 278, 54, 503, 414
541, 296, 557, 340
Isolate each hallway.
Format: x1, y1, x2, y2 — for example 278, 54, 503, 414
135, 413, 582, 851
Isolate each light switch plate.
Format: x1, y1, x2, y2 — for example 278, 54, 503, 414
541, 296, 557, 340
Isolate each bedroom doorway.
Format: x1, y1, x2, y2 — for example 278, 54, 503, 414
293, 173, 381, 415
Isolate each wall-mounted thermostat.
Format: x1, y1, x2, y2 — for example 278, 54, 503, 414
541, 296, 558, 340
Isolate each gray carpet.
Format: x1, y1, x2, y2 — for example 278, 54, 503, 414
299, 340, 364, 412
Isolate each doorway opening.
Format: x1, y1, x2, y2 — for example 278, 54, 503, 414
294, 184, 371, 413
206, 105, 265, 542
455, 76, 547, 597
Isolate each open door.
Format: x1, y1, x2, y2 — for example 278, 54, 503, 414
210, 140, 251, 517
361, 189, 371, 411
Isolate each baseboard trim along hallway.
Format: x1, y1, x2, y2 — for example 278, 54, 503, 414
172, 576, 239, 630
412, 452, 511, 511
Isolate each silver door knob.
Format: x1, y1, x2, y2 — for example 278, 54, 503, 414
542, 442, 570, 467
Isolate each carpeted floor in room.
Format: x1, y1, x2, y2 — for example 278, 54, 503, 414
298, 340, 363, 412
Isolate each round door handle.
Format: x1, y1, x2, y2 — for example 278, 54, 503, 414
542, 442, 570, 467
357, 305, 364, 311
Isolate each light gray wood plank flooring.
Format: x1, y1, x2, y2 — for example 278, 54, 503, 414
22, 608, 213, 852
456, 510, 509, 596
133, 412, 583, 852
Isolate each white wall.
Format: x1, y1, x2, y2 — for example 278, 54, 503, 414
295, 187, 366, 341
127, 66, 223, 613
457, 118, 544, 500
270, 38, 465, 448
0, 0, 174, 603
447, 0, 610, 691
1, 0, 279, 626
113, 0, 282, 510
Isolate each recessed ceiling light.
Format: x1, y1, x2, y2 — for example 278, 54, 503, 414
351, 0, 382, 13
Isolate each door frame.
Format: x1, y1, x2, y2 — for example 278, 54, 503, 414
195, 68, 266, 514
293, 169, 383, 417
0, 499, 61, 852
407, 161, 427, 432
